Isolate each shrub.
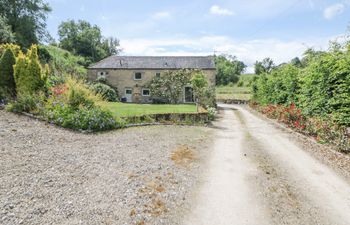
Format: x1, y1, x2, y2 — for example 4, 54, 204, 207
207, 107, 217, 121
91, 83, 118, 102
0, 48, 16, 99
46, 104, 118, 132
6, 95, 38, 113
62, 78, 103, 109
237, 80, 244, 87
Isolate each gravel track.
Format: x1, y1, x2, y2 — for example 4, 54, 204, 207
185, 104, 350, 225
0, 110, 213, 225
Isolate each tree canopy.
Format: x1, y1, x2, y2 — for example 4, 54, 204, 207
215, 55, 246, 85
0, 16, 15, 44
254, 58, 275, 75
0, 0, 51, 48
58, 20, 120, 64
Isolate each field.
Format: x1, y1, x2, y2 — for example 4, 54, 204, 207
216, 74, 255, 101
103, 102, 198, 117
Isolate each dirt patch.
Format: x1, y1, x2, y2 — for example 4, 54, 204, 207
171, 145, 197, 166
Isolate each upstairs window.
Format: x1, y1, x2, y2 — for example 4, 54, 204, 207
134, 72, 142, 80
97, 71, 109, 78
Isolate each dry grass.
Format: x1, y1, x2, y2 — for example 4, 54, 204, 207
170, 145, 197, 166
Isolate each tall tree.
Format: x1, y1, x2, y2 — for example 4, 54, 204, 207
254, 58, 275, 75
215, 55, 246, 85
0, 0, 51, 48
58, 20, 120, 63
0, 48, 16, 99
0, 16, 15, 44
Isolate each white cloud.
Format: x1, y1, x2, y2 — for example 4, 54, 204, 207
210, 5, 235, 16
120, 35, 335, 72
152, 11, 171, 20
324, 3, 345, 19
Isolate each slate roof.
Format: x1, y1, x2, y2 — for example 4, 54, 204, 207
88, 56, 216, 70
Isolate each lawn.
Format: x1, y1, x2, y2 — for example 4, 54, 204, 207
103, 102, 198, 117
216, 74, 255, 101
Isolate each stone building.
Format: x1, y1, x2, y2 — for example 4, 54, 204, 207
88, 56, 216, 103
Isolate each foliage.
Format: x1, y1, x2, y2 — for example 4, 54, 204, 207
58, 20, 120, 63
0, 48, 16, 99
254, 58, 275, 75
60, 78, 103, 110
251, 40, 350, 151
45, 77, 118, 131
14, 45, 46, 96
250, 102, 349, 152
149, 69, 193, 104
237, 80, 244, 87
6, 95, 39, 113
0, 0, 52, 48
207, 107, 217, 121
215, 55, 246, 85
0, 16, 15, 44
46, 104, 118, 132
252, 64, 299, 105
0, 44, 20, 56
91, 83, 118, 102
39, 45, 87, 81
190, 71, 214, 107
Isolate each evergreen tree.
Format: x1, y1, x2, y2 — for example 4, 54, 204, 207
13, 51, 29, 95
0, 48, 16, 99
27, 45, 43, 92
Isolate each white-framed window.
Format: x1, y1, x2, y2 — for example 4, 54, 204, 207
97, 71, 109, 79
142, 88, 150, 96
155, 72, 161, 78
125, 89, 133, 95
134, 72, 142, 80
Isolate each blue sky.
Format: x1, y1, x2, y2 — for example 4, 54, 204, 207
47, 0, 350, 71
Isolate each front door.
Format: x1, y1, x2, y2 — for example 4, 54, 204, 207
184, 86, 194, 103
125, 88, 133, 102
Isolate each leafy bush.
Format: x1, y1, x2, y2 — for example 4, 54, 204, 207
46, 104, 118, 131
91, 83, 118, 102
6, 95, 38, 113
207, 107, 217, 121
62, 78, 103, 109
237, 80, 244, 87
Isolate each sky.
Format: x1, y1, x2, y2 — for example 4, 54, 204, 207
47, 0, 350, 72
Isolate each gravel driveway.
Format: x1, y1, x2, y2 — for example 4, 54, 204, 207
185, 104, 350, 225
0, 111, 213, 225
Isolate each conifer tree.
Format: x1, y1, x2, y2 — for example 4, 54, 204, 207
13, 51, 29, 95
0, 48, 16, 99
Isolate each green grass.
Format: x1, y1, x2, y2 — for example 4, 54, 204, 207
216, 74, 255, 101
103, 102, 198, 117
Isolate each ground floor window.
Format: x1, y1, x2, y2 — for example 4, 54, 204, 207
142, 88, 150, 96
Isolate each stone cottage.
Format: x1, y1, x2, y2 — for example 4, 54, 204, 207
88, 56, 216, 103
